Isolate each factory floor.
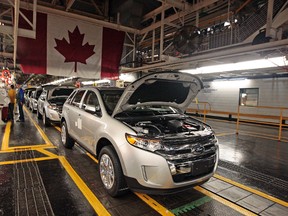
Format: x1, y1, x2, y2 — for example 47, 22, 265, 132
0, 107, 287, 216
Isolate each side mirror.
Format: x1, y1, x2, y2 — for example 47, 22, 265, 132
84, 104, 101, 116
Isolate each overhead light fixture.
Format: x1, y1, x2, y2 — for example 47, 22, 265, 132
224, 21, 230, 27
82, 79, 111, 86
180, 56, 287, 74
46, 76, 76, 85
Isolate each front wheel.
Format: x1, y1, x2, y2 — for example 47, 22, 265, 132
61, 121, 74, 149
99, 146, 128, 197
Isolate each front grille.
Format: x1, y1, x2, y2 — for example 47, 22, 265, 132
162, 134, 215, 145
155, 132, 217, 183
155, 133, 217, 162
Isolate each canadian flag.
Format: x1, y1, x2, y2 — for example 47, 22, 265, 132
17, 10, 125, 79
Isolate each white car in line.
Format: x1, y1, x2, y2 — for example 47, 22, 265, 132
60, 71, 219, 197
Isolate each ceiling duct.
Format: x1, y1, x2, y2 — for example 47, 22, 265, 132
173, 25, 202, 55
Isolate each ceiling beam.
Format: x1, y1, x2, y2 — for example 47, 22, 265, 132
142, 4, 171, 22
89, 0, 104, 16
140, 0, 219, 34
121, 39, 288, 73
29, 2, 138, 34
157, 0, 193, 11
66, 0, 76, 11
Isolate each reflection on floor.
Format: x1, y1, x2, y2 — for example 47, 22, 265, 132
0, 111, 287, 215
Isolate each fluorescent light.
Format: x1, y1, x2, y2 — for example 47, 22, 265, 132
46, 76, 76, 85
224, 21, 230, 27
82, 79, 111, 86
119, 73, 136, 82
180, 56, 287, 74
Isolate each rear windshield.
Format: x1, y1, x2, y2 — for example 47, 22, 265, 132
100, 90, 124, 115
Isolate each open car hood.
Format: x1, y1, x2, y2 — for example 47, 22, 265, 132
112, 71, 203, 117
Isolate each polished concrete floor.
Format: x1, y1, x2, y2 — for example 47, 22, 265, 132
0, 107, 287, 215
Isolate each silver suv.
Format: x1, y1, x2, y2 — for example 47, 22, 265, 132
37, 85, 75, 126
61, 71, 219, 197
29, 87, 43, 112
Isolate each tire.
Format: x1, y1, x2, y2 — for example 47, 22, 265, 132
43, 111, 50, 127
61, 121, 74, 148
37, 108, 42, 119
99, 146, 127, 197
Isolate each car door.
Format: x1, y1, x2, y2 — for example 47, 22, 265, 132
67, 90, 86, 141
78, 90, 104, 153
37, 90, 47, 115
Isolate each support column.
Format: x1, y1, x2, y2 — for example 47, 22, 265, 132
266, 0, 274, 38
13, 0, 20, 69
160, 2, 165, 61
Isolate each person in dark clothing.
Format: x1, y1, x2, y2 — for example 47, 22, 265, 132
8, 84, 16, 121
16, 84, 25, 122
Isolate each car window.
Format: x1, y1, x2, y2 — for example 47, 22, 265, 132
30, 91, 35, 98
39, 91, 47, 100
71, 90, 85, 108
100, 90, 123, 115
66, 90, 77, 104
82, 91, 101, 115
83, 91, 99, 107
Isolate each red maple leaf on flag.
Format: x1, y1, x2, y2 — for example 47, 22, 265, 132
54, 26, 95, 72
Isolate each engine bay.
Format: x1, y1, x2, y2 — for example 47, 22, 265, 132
117, 114, 206, 137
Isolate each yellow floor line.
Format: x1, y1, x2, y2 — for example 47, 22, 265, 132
58, 156, 110, 216
24, 107, 54, 146
85, 148, 173, 215
214, 174, 288, 207
0, 145, 56, 153
8, 144, 54, 150
86, 152, 98, 163
52, 123, 266, 215
135, 192, 174, 215
1, 121, 11, 151
0, 156, 58, 166
194, 186, 257, 216
37, 148, 59, 158
2, 123, 109, 215
54, 125, 61, 132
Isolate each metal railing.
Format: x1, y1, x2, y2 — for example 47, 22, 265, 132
200, 0, 285, 50
187, 102, 288, 141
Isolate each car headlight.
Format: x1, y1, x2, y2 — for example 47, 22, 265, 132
125, 134, 163, 152
48, 104, 58, 110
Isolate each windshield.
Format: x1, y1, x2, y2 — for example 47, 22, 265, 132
100, 89, 124, 115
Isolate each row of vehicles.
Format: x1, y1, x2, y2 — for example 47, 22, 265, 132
24, 85, 75, 126
24, 72, 219, 197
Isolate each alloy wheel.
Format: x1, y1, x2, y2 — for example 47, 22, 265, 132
100, 154, 115, 189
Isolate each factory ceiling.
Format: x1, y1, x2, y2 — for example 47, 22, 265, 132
0, 0, 288, 85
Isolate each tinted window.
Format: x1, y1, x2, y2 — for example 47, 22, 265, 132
66, 90, 77, 104
71, 90, 85, 108
82, 91, 101, 115
83, 91, 99, 107
100, 90, 123, 115
36, 90, 43, 99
